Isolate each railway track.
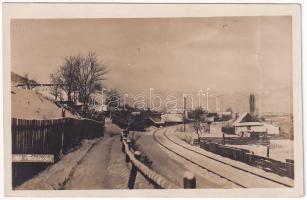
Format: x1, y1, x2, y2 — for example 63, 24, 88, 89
152, 128, 245, 188
152, 128, 293, 188
163, 129, 293, 188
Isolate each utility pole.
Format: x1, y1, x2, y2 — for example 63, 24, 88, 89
183, 96, 186, 132
219, 99, 221, 112
215, 96, 219, 112
206, 88, 210, 112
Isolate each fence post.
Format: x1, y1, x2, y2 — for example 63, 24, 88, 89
286, 159, 294, 178
267, 145, 270, 158
125, 152, 130, 163
127, 139, 132, 150
183, 171, 196, 188
122, 137, 127, 153
245, 152, 253, 164
128, 151, 141, 189
59, 131, 64, 159
123, 130, 128, 137
125, 140, 132, 162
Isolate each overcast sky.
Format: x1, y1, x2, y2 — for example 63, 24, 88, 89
11, 17, 292, 113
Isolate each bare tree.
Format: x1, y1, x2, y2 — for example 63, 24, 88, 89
75, 52, 109, 106
191, 107, 205, 142
50, 71, 62, 101
51, 52, 108, 108
51, 56, 78, 102
60, 56, 79, 102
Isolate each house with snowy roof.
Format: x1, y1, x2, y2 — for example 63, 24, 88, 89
161, 111, 184, 125
232, 112, 280, 137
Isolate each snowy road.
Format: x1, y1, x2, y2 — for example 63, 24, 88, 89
63, 120, 152, 189
17, 120, 152, 190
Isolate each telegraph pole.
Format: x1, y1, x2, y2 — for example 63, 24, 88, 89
206, 88, 210, 111
183, 96, 186, 132
215, 96, 219, 112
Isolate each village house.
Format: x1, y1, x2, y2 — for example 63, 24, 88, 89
206, 112, 219, 122
146, 116, 165, 127
145, 109, 188, 127
218, 111, 232, 121
161, 110, 185, 125
232, 112, 280, 137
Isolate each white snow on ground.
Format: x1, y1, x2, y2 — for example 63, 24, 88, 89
16, 139, 101, 190
11, 87, 76, 119
228, 140, 293, 162
16, 121, 152, 190
174, 123, 293, 162
179, 123, 239, 138
145, 126, 157, 132
34, 88, 57, 102
63, 121, 152, 190
165, 128, 294, 187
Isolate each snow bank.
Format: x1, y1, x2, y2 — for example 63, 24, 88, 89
16, 139, 100, 190
11, 87, 76, 119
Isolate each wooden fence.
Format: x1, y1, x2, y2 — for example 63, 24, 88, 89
12, 117, 105, 187
12, 117, 104, 158
199, 140, 294, 179
121, 131, 196, 189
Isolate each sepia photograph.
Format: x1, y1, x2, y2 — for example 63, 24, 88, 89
2, 3, 303, 197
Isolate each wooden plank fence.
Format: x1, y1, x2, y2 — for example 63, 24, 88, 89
12, 117, 104, 159
12, 117, 105, 187
199, 140, 294, 179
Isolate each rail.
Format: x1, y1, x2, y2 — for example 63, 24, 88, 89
161, 128, 293, 187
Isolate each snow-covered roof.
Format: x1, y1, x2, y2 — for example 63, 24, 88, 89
232, 112, 249, 126
148, 117, 165, 125
163, 109, 184, 114
234, 122, 263, 127
161, 113, 183, 123
221, 112, 232, 115
232, 112, 259, 126
131, 112, 141, 115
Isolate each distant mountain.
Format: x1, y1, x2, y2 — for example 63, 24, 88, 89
210, 91, 291, 115
118, 88, 292, 115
